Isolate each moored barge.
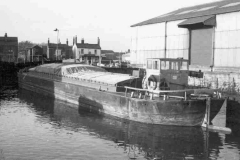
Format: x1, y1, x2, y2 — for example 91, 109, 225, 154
18, 60, 225, 127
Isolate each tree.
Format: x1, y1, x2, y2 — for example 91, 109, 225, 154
18, 41, 35, 52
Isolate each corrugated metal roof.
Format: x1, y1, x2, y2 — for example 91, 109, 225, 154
131, 0, 240, 27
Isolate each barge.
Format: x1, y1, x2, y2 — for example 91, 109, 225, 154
18, 58, 225, 127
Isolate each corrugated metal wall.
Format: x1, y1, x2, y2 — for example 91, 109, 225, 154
215, 12, 240, 67
130, 23, 165, 67
166, 20, 189, 59
131, 11, 240, 68
130, 20, 189, 67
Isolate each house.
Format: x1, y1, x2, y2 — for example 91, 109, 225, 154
122, 52, 131, 62
130, 0, 240, 71
46, 39, 72, 61
0, 33, 18, 62
26, 45, 43, 62
74, 37, 101, 65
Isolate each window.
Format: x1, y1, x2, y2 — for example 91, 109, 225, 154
81, 49, 84, 54
95, 50, 97, 54
171, 62, 179, 70
180, 61, 188, 70
147, 60, 152, 69
161, 61, 170, 70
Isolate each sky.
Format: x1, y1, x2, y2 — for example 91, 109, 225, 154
0, 0, 220, 52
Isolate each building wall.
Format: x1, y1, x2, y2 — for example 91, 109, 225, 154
130, 21, 189, 67
75, 48, 101, 64
215, 11, 240, 67
0, 40, 18, 62
131, 23, 165, 67
166, 20, 189, 59
76, 48, 100, 58
131, 11, 240, 69
48, 48, 55, 61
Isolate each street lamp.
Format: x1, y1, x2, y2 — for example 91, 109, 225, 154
54, 28, 59, 60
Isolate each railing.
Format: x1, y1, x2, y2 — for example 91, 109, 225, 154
124, 86, 221, 101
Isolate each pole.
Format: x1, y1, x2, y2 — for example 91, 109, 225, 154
56, 30, 59, 61
54, 28, 59, 61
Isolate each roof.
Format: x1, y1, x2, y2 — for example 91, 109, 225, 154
48, 43, 70, 48
178, 15, 216, 28
26, 45, 42, 49
101, 50, 114, 54
0, 36, 18, 45
0, 37, 18, 41
76, 43, 101, 49
131, 0, 240, 27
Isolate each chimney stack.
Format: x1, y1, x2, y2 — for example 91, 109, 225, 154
81, 38, 84, 44
48, 38, 50, 44
66, 39, 68, 46
75, 36, 77, 44
97, 37, 100, 45
4, 33, 7, 37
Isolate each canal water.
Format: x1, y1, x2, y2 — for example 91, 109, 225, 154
0, 89, 240, 160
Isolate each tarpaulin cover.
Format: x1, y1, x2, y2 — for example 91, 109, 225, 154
29, 63, 136, 85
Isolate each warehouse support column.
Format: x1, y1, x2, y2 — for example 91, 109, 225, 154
164, 22, 167, 58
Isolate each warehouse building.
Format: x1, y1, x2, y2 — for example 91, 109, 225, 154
130, 0, 240, 71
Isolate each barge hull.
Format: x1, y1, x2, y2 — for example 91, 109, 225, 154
18, 73, 222, 126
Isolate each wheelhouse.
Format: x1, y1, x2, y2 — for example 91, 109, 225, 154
146, 58, 190, 90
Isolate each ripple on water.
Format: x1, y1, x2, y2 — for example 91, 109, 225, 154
1, 90, 240, 160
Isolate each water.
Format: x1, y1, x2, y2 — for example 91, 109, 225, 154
0, 89, 240, 160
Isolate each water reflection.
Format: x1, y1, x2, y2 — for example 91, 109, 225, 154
16, 89, 240, 160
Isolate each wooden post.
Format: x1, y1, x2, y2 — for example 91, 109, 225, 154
150, 92, 153, 100
184, 91, 187, 101
203, 97, 231, 134
138, 92, 142, 99
206, 97, 211, 127
163, 94, 166, 101
131, 91, 134, 98
125, 88, 127, 97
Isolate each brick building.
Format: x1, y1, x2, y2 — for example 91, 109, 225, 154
46, 39, 72, 61
0, 33, 18, 62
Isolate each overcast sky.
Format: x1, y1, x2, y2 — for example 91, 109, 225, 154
1, 0, 220, 52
